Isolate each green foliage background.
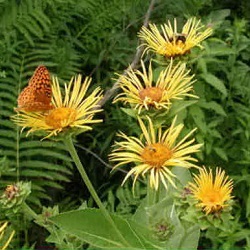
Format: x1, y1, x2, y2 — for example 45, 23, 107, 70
0, 0, 249, 248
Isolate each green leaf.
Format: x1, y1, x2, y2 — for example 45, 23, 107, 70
178, 224, 200, 249
133, 180, 199, 250
20, 170, 55, 179
206, 42, 235, 56
200, 73, 227, 96
168, 100, 198, 118
208, 9, 231, 25
208, 129, 222, 139
213, 147, 228, 161
50, 208, 153, 249
121, 107, 138, 119
189, 105, 207, 133
172, 167, 192, 186
246, 191, 250, 218
198, 100, 227, 116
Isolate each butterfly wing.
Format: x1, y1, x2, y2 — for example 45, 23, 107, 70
28, 65, 52, 103
17, 65, 54, 112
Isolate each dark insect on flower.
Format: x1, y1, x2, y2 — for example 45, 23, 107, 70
138, 17, 213, 58
169, 33, 187, 43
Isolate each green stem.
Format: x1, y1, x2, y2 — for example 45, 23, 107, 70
22, 202, 38, 220
146, 176, 159, 225
146, 176, 156, 207
146, 177, 153, 226
64, 136, 130, 247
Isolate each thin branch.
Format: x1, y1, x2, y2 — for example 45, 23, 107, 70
75, 144, 128, 175
75, 144, 144, 182
98, 0, 156, 107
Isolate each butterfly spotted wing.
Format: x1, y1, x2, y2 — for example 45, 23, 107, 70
17, 65, 54, 112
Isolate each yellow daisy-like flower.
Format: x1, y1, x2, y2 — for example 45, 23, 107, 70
138, 17, 212, 58
114, 60, 196, 114
12, 75, 103, 138
0, 222, 15, 250
189, 167, 233, 215
109, 116, 202, 190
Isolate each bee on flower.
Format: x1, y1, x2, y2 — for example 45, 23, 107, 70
138, 17, 212, 58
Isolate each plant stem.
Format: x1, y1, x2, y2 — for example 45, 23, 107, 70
146, 177, 159, 225
146, 177, 153, 226
146, 177, 156, 207
22, 202, 38, 220
64, 136, 130, 247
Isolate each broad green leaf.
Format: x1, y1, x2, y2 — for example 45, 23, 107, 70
50, 208, 154, 249
178, 224, 200, 249
127, 219, 166, 250
133, 197, 199, 249
200, 73, 227, 96
133, 177, 199, 250
172, 167, 192, 186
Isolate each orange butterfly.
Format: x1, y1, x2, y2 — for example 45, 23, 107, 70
17, 65, 54, 112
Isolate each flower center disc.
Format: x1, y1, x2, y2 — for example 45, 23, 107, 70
141, 143, 172, 167
45, 107, 77, 128
139, 87, 163, 104
203, 190, 222, 204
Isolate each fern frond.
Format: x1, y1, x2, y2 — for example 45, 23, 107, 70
20, 161, 72, 175
0, 0, 52, 45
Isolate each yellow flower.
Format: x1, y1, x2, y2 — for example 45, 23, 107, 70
0, 222, 15, 250
13, 75, 103, 138
138, 17, 212, 58
189, 167, 233, 215
114, 60, 197, 114
109, 116, 202, 190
